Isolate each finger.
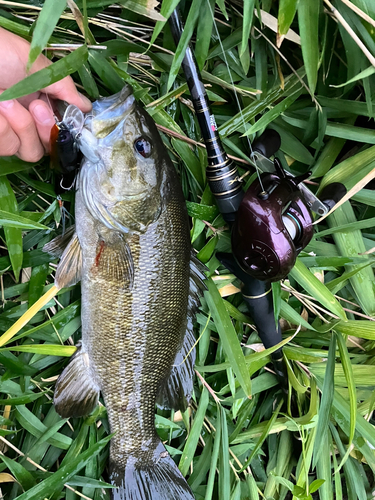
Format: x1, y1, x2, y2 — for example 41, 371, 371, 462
0, 112, 20, 157
42, 80, 92, 113
29, 99, 56, 153
0, 99, 44, 162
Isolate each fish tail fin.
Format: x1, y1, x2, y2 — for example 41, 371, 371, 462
110, 441, 195, 500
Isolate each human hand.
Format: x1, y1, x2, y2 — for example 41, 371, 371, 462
0, 27, 92, 162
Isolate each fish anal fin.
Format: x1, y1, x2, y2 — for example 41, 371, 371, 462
157, 326, 196, 412
54, 232, 82, 289
54, 343, 99, 418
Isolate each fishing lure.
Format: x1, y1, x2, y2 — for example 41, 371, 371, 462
50, 105, 85, 192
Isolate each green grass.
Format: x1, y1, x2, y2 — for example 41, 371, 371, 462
0, 0, 375, 498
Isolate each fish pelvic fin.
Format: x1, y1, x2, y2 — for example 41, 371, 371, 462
156, 255, 206, 411
54, 342, 100, 418
54, 231, 82, 289
110, 441, 195, 500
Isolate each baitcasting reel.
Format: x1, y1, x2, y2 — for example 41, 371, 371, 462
232, 158, 314, 282
230, 130, 347, 283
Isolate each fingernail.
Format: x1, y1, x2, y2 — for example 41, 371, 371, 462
79, 92, 92, 110
0, 99, 14, 109
33, 104, 54, 125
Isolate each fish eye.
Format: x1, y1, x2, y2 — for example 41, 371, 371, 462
134, 137, 152, 158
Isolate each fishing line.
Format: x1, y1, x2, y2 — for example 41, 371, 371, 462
205, 0, 265, 192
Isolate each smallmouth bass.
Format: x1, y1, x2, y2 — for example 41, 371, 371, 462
46, 86, 203, 500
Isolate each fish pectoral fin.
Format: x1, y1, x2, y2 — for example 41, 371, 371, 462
54, 232, 82, 289
96, 236, 134, 288
43, 225, 76, 258
54, 343, 100, 418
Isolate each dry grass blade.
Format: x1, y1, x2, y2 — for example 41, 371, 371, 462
324, 0, 375, 68
339, 0, 375, 29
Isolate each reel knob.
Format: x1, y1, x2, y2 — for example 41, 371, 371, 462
319, 182, 347, 211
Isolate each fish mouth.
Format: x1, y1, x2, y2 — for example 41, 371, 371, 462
91, 85, 136, 138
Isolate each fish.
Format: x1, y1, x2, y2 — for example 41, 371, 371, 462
44, 85, 204, 499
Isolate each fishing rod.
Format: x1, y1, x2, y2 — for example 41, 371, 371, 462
169, 5, 346, 388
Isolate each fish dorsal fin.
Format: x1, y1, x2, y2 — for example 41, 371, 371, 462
43, 225, 76, 258
54, 342, 100, 418
189, 252, 207, 314
156, 256, 206, 411
54, 232, 82, 289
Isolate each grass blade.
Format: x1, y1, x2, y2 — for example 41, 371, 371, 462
289, 259, 347, 320
27, 0, 67, 71
0, 210, 48, 230
241, 0, 255, 56
0, 177, 23, 282
278, 0, 299, 36
1, 345, 76, 356
336, 332, 356, 469
179, 387, 209, 476
298, 0, 320, 93
167, 0, 201, 91
327, 202, 375, 316
239, 399, 283, 472
312, 333, 336, 469
13, 434, 112, 500
205, 279, 252, 398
